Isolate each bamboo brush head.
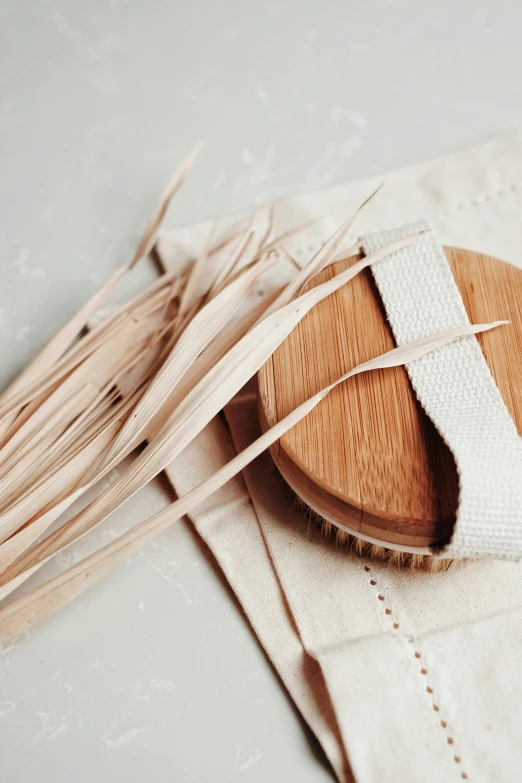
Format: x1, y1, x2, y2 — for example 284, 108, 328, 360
257, 247, 522, 569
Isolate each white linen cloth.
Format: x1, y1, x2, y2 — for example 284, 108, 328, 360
160, 131, 522, 783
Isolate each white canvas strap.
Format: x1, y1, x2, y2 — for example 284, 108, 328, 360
362, 225, 522, 559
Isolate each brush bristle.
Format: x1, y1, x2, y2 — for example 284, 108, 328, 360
295, 497, 454, 573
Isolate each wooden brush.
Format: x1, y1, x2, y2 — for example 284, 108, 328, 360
257, 247, 522, 570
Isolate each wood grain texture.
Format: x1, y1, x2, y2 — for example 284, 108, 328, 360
257, 248, 522, 547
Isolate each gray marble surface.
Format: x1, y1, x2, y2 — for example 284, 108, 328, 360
0, 1, 520, 780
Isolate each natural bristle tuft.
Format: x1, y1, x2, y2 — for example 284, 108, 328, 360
295, 496, 453, 572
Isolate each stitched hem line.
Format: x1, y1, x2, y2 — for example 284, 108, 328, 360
292, 181, 519, 259
363, 564, 469, 781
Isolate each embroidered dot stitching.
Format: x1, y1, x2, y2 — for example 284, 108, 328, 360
364, 564, 469, 780
302, 183, 520, 261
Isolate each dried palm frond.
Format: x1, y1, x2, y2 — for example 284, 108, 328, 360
0, 151, 502, 644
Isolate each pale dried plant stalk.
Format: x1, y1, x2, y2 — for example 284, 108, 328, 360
128, 141, 204, 269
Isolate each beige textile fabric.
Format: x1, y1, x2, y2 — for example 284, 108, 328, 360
162, 132, 522, 783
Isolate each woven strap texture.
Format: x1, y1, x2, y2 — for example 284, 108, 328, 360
362, 224, 522, 559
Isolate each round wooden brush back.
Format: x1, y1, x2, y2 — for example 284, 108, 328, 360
257, 248, 522, 551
